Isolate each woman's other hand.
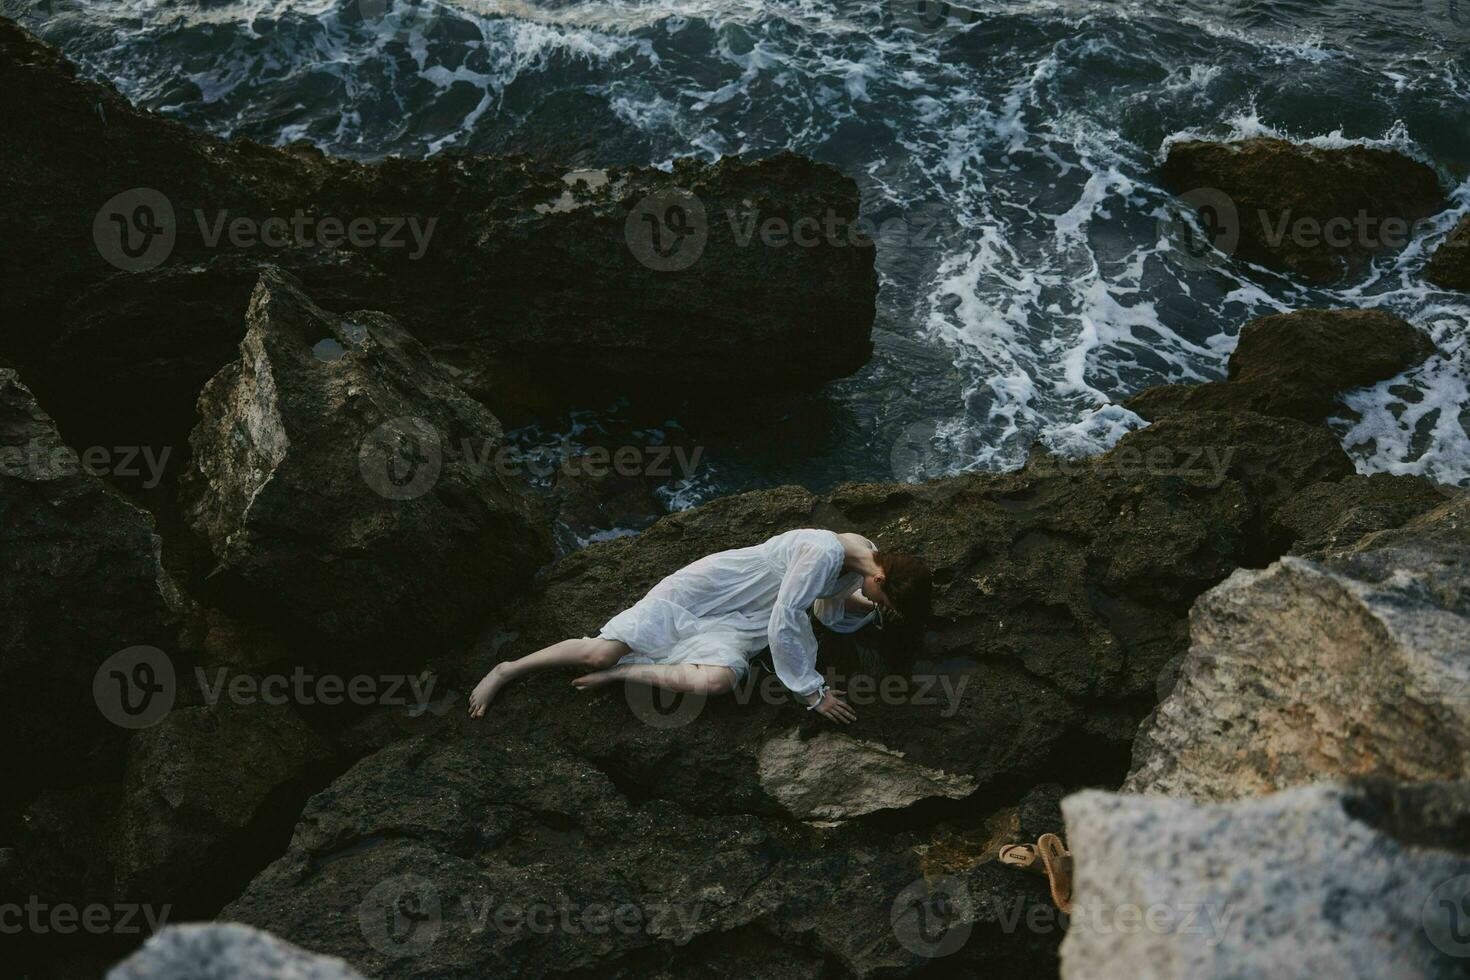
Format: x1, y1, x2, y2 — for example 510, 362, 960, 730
810, 688, 856, 724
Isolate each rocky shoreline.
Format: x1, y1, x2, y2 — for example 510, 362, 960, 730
2, 15, 1467, 980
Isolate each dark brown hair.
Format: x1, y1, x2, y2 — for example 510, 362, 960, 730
875, 551, 932, 628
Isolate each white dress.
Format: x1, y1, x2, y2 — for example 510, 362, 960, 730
597, 528, 878, 698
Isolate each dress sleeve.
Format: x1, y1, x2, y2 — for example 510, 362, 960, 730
768, 534, 843, 699
814, 580, 878, 634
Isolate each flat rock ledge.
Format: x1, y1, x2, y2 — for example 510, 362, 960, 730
757, 730, 978, 823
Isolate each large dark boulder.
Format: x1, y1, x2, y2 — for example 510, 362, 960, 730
1106, 410, 1353, 526
1125, 308, 1435, 424
0, 16, 877, 452
112, 700, 335, 917
1272, 472, 1451, 557
0, 366, 180, 819
1160, 138, 1446, 283
179, 270, 550, 658
33, 254, 271, 481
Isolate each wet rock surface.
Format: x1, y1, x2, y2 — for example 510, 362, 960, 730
1273, 472, 1452, 557
1059, 781, 1470, 979
1425, 214, 1470, 291
1126, 308, 1436, 424
1160, 137, 1446, 283
224, 733, 1064, 978
179, 269, 550, 658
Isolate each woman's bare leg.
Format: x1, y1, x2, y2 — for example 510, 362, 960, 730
572, 662, 736, 696
469, 637, 628, 718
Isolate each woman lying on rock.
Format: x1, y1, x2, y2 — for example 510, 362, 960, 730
468, 528, 931, 724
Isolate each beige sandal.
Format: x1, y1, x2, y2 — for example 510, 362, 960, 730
997, 834, 1073, 913
998, 843, 1039, 870
1036, 833, 1073, 914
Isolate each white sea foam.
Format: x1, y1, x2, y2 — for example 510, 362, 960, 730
23, 0, 1470, 501
1041, 403, 1149, 458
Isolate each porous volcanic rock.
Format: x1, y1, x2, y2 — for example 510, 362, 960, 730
1272, 472, 1451, 557
1125, 308, 1436, 424
1160, 137, 1446, 283
224, 734, 1063, 978
1059, 781, 1470, 979
179, 270, 550, 657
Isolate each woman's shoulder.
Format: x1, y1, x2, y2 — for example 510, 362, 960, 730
771, 528, 846, 558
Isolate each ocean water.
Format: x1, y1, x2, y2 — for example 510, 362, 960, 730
11, 0, 1470, 517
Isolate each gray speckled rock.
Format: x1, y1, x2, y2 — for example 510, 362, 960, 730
1059, 782, 1470, 980
108, 923, 366, 979
1126, 492, 1470, 802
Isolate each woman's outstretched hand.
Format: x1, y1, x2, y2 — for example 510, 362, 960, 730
811, 688, 856, 724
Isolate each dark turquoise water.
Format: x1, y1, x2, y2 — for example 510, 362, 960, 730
11, 0, 1470, 527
